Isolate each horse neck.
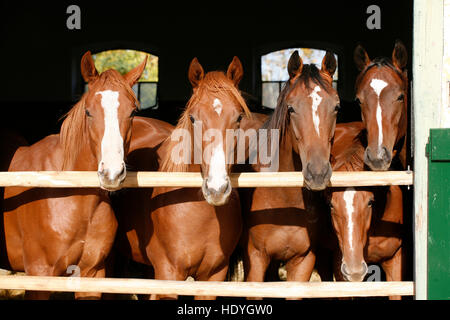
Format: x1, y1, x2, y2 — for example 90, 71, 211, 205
371, 186, 403, 226
159, 131, 200, 173
397, 100, 408, 169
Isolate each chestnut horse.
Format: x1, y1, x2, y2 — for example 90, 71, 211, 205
353, 41, 408, 170
0, 129, 27, 263
325, 122, 404, 299
1, 51, 147, 299
239, 51, 339, 292
114, 57, 251, 299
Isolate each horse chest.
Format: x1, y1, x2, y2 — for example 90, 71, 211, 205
246, 187, 310, 260
248, 223, 310, 261
151, 193, 241, 263
250, 187, 305, 210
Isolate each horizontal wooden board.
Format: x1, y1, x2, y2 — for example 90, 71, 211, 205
0, 171, 414, 188
0, 275, 414, 298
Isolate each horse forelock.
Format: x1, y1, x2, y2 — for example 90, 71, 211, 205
197, 71, 251, 118
160, 71, 250, 172
355, 57, 408, 92
96, 69, 140, 109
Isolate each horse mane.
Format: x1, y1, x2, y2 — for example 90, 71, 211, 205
263, 64, 333, 144
160, 71, 251, 172
355, 57, 408, 91
60, 69, 139, 170
60, 96, 88, 170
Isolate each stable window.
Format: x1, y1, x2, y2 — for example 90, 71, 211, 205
261, 48, 338, 109
85, 49, 158, 110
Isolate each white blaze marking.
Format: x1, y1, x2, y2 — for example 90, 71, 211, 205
213, 98, 222, 116
370, 79, 388, 149
343, 188, 356, 251
309, 86, 322, 137
207, 141, 227, 192
95, 90, 124, 179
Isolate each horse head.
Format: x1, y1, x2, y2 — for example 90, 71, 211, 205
282, 50, 339, 190
61, 51, 147, 191
354, 41, 408, 170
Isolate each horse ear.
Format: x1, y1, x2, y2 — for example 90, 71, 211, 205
321, 51, 337, 79
188, 57, 205, 88
227, 56, 244, 87
81, 51, 99, 83
354, 44, 371, 71
287, 50, 303, 80
124, 55, 148, 87
392, 40, 408, 70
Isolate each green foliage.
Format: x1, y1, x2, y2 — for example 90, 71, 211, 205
92, 49, 158, 82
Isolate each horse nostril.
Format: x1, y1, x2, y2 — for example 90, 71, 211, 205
341, 263, 349, 277
365, 148, 373, 161
305, 163, 313, 181
98, 162, 105, 174
207, 178, 230, 195
322, 163, 331, 179
361, 261, 368, 275
381, 147, 391, 163
118, 163, 125, 177
202, 178, 210, 195
216, 183, 227, 194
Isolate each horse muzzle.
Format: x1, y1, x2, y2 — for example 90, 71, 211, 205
341, 261, 368, 282
364, 146, 392, 171
97, 162, 126, 191
303, 162, 332, 191
202, 176, 232, 206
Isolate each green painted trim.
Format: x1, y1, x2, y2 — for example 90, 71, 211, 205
429, 129, 450, 161
427, 129, 450, 300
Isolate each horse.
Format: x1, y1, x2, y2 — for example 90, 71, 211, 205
0, 51, 147, 299
239, 50, 339, 294
353, 40, 408, 171
0, 129, 28, 265
114, 56, 251, 299
325, 121, 404, 300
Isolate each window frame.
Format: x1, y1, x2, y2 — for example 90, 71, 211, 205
253, 41, 345, 110
71, 42, 160, 108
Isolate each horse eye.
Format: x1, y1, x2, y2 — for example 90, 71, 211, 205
130, 109, 137, 118
368, 199, 375, 207
237, 114, 244, 123
397, 94, 405, 101
334, 105, 341, 112
288, 105, 295, 113
189, 115, 195, 123
355, 98, 361, 105
85, 109, 92, 117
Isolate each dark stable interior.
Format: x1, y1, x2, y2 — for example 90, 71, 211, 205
0, 0, 414, 285
0, 1, 412, 144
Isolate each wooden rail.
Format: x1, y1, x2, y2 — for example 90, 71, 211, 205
0, 170, 413, 188
0, 171, 415, 299
0, 276, 414, 298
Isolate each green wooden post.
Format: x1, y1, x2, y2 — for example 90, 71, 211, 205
427, 129, 450, 300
